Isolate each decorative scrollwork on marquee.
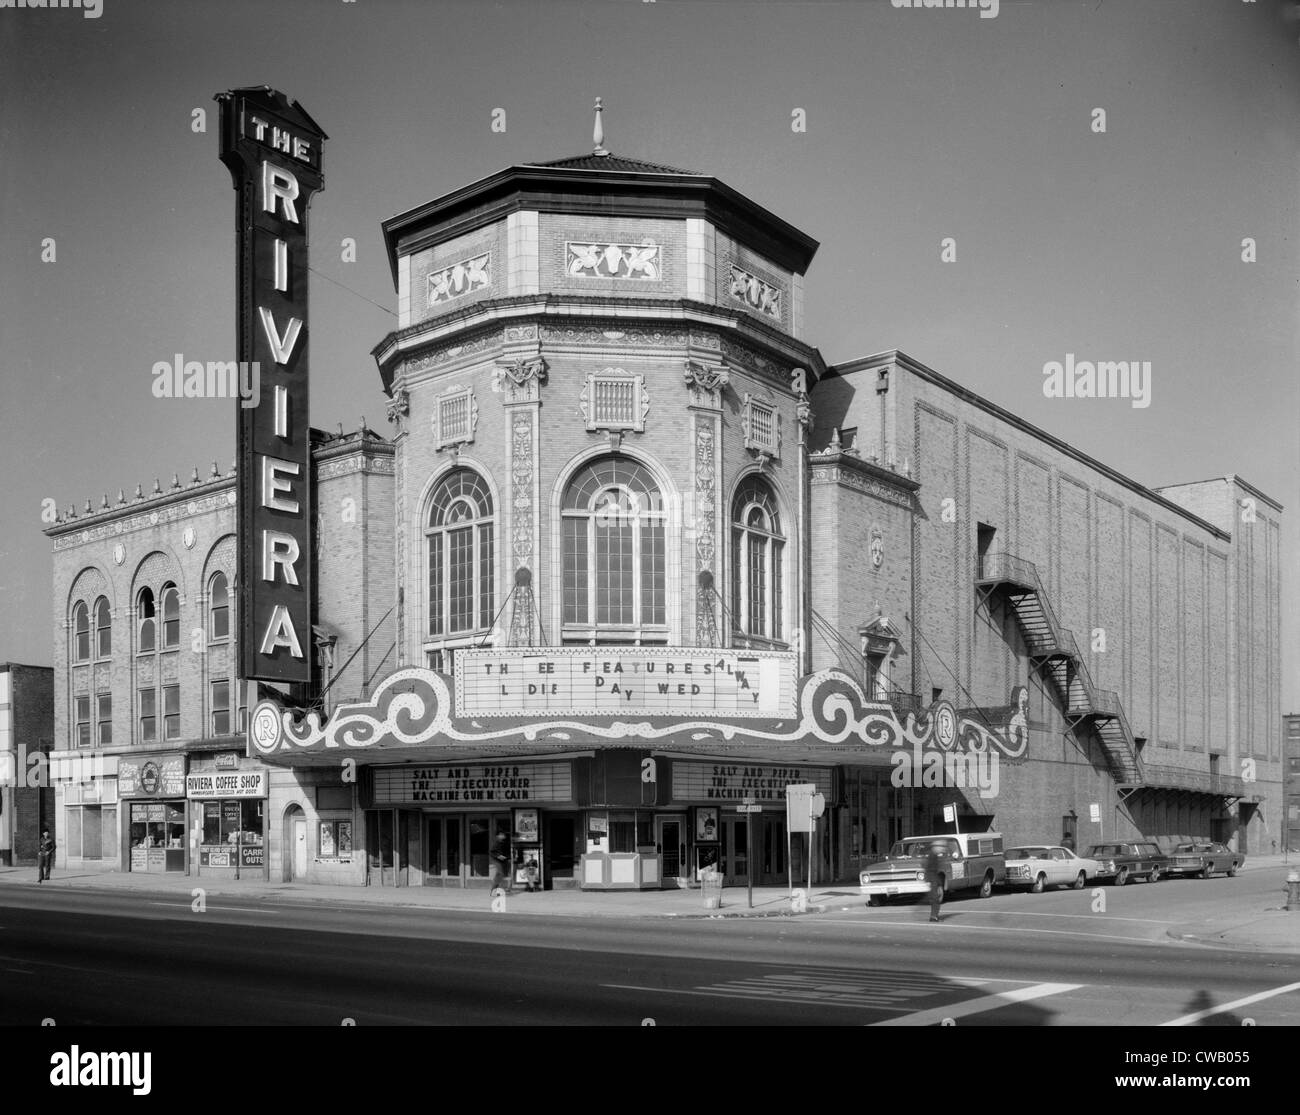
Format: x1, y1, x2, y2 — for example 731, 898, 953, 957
250, 668, 1031, 762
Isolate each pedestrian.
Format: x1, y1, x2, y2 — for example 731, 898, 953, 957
489, 832, 512, 899
924, 840, 945, 922
37, 829, 55, 883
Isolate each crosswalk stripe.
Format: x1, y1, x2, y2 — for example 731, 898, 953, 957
1160, 981, 1300, 1026
872, 981, 1083, 1026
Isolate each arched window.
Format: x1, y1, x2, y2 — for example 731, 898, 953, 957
94, 597, 111, 658
731, 476, 784, 643
72, 601, 90, 663
161, 583, 180, 649
137, 587, 156, 654
426, 470, 494, 637
209, 572, 230, 641
562, 457, 666, 640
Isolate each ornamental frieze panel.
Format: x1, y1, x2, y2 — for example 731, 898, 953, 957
566, 241, 661, 280
539, 325, 688, 350
809, 466, 914, 509
427, 252, 491, 305
53, 491, 237, 550
728, 264, 783, 320
316, 455, 396, 480
510, 410, 536, 568
250, 671, 1031, 796
401, 330, 498, 376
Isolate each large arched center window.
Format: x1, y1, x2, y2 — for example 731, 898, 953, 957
731, 476, 784, 644
562, 457, 666, 643
426, 469, 495, 637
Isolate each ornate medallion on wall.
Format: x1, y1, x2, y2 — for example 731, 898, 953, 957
870, 525, 884, 570
183, 527, 197, 550
113, 543, 126, 566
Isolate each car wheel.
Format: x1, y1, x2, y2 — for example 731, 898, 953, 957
1116, 866, 1129, 886
1072, 871, 1086, 889
867, 895, 883, 907
1147, 868, 1160, 884
1031, 872, 1046, 894
979, 872, 994, 899
1227, 863, 1238, 878
1198, 867, 1209, 879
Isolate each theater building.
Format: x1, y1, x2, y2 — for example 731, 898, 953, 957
45, 98, 1284, 889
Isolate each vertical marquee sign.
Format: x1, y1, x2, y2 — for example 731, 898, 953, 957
217, 87, 326, 684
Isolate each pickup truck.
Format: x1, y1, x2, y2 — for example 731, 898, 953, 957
1083, 841, 1167, 886
860, 832, 1005, 906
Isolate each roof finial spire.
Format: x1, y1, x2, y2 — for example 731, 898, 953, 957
592, 96, 608, 156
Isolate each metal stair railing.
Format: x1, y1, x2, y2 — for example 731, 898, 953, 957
978, 552, 1142, 784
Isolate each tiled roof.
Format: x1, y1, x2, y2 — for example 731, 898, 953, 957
532, 152, 699, 175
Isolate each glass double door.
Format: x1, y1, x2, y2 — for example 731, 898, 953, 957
426, 813, 511, 886
721, 815, 787, 885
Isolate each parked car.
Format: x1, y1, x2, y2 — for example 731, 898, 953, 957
1084, 841, 1167, 886
1004, 846, 1102, 892
1164, 842, 1244, 878
860, 832, 1005, 905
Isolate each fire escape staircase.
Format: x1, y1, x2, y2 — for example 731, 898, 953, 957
976, 553, 1142, 786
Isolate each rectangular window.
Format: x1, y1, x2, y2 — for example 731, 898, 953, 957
163, 684, 180, 740
139, 688, 156, 743
747, 534, 766, 635
596, 519, 634, 626
96, 615, 111, 658
211, 597, 229, 641
742, 396, 780, 457
97, 693, 112, 746
583, 372, 647, 432
563, 518, 589, 624
595, 379, 636, 426
320, 819, 353, 857
773, 542, 783, 640
211, 680, 230, 736
428, 534, 444, 636
75, 696, 91, 748
641, 518, 665, 626
439, 393, 471, 443
609, 811, 637, 854
448, 525, 473, 632
478, 523, 494, 631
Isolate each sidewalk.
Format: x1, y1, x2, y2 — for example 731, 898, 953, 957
3, 855, 1298, 949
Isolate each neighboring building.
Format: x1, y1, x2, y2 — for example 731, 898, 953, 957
43, 436, 394, 879
0, 663, 54, 867
44, 111, 1284, 889
1286, 713, 1300, 853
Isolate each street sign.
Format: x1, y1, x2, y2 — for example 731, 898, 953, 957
785, 783, 816, 833
943, 804, 956, 824
738, 804, 763, 814
1089, 803, 1100, 823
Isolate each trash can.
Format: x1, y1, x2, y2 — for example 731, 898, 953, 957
701, 869, 723, 910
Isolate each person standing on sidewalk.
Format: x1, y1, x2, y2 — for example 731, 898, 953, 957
37, 830, 55, 883
924, 840, 945, 922
489, 833, 512, 900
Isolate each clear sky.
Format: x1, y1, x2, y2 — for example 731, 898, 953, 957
1, 0, 1296, 705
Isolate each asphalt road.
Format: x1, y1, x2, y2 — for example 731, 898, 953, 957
0, 869, 1297, 1028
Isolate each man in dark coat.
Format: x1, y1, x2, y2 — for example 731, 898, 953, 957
924, 840, 946, 922
37, 830, 55, 883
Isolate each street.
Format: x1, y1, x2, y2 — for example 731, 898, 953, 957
0, 869, 1296, 1028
